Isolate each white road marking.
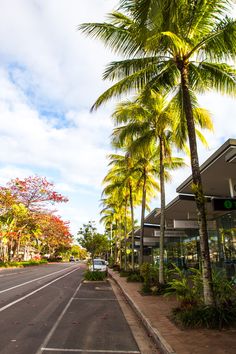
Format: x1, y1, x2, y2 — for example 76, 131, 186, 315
35, 283, 83, 354
0, 267, 79, 313
0, 265, 78, 294
42, 348, 140, 353
73, 297, 119, 301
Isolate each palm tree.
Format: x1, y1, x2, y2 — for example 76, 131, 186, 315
100, 206, 115, 258
104, 152, 141, 270
129, 144, 159, 265
79, 0, 236, 304
100, 196, 124, 265
112, 90, 191, 282
101, 169, 132, 269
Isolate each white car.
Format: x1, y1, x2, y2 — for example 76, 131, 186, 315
89, 258, 107, 272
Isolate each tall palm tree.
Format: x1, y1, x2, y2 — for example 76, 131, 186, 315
129, 144, 159, 265
100, 196, 124, 265
112, 90, 192, 282
104, 152, 141, 270
101, 168, 133, 269
100, 207, 115, 258
79, 0, 236, 304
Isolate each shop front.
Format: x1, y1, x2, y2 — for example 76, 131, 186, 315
137, 139, 236, 276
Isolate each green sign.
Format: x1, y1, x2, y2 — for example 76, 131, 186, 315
212, 198, 236, 211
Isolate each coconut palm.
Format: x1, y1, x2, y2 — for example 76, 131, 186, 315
103, 148, 159, 266
129, 144, 159, 265
79, 0, 236, 304
100, 206, 116, 258
112, 88, 213, 282
104, 153, 141, 270
102, 163, 131, 269
100, 195, 124, 266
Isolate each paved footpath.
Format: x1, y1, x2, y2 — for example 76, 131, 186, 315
109, 269, 236, 354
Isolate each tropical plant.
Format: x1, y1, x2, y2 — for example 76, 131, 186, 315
102, 152, 142, 270
84, 270, 107, 281
131, 144, 159, 265
111, 89, 198, 282
79, 0, 236, 305
102, 162, 132, 270
165, 265, 202, 307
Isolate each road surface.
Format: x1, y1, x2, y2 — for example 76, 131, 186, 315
0, 262, 159, 354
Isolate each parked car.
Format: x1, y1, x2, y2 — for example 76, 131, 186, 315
69, 256, 75, 262
89, 258, 107, 272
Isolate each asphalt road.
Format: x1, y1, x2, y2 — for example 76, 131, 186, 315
0, 263, 143, 354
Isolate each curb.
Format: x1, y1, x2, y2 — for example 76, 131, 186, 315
109, 270, 176, 354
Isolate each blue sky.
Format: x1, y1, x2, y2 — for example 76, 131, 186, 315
0, 0, 236, 237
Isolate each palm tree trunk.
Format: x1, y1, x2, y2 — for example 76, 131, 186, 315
129, 182, 135, 271
124, 199, 128, 271
159, 136, 166, 284
114, 221, 118, 263
119, 219, 123, 269
140, 170, 147, 265
180, 63, 215, 306
110, 223, 113, 258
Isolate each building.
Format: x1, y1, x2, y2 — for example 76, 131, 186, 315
133, 139, 236, 276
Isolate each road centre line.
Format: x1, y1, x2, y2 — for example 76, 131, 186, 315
0, 265, 78, 294
0, 267, 79, 313
42, 348, 140, 353
35, 282, 83, 354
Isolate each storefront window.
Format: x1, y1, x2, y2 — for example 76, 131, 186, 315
217, 211, 236, 262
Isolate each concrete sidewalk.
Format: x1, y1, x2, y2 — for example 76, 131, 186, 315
109, 269, 236, 354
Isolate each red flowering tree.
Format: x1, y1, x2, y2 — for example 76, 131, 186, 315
0, 176, 71, 261
35, 213, 73, 256
7, 176, 68, 211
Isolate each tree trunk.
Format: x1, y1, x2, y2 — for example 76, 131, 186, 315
114, 222, 118, 263
124, 199, 128, 271
119, 220, 123, 269
110, 224, 113, 258
140, 170, 147, 265
129, 182, 135, 271
180, 62, 215, 306
159, 136, 166, 284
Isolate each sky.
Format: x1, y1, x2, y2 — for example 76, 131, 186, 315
0, 0, 235, 238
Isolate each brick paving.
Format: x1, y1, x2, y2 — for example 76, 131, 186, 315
109, 269, 236, 354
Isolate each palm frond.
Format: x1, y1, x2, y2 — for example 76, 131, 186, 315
198, 62, 236, 95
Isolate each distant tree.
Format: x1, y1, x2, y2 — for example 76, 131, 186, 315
71, 244, 88, 260
77, 221, 109, 260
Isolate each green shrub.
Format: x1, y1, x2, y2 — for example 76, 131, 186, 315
140, 262, 160, 294
127, 272, 143, 282
0, 259, 48, 268
84, 270, 107, 281
165, 264, 202, 306
172, 302, 236, 329
212, 268, 236, 305
108, 256, 115, 268
151, 283, 169, 295
21, 260, 48, 266
119, 270, 130, 277
168, 266, 236, 329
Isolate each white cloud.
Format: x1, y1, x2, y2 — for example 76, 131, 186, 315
0, 68, 112, 188
0, 0, 235, 234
